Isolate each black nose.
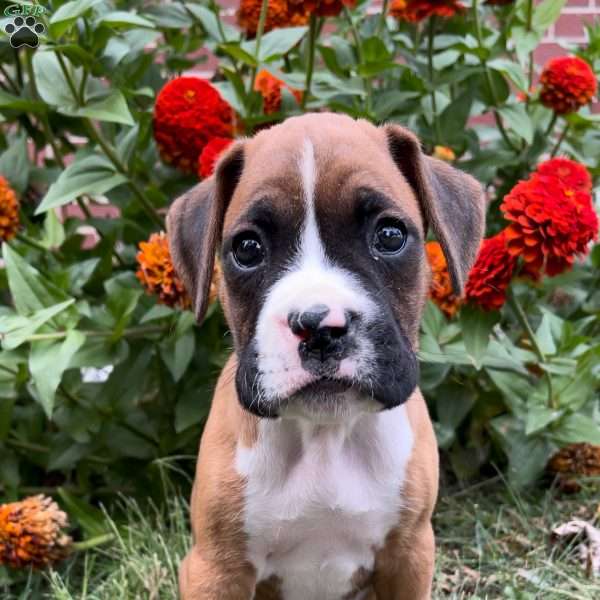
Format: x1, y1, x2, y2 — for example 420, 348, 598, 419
288, 305, 351, 363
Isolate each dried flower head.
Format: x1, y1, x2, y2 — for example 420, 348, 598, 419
153, 77, 233, 173
198, 137, 234, 179
540, 56, 597, 115
254, 70, 303, 114
465, 231, 518, 311
237, 0, 309, 36
432, 146, 455, 162
389, 0, 464, 22
0, 175, 19, 242
136, 232, 191, 309
501, 158, 598, 278
425, 241, 461, 318
0, 495, 71, 569
547, 443, 600, 493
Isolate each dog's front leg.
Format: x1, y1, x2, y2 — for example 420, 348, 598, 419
179, 544, 256, 600
372, 519, 435, 600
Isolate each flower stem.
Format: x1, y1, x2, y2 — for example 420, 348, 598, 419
427, 17, 442, 145
19, 324, 169, 343
544, 112, 558, 138
302, 15, 318, 110
550, 122, 570, 157
16, 232, 49, 253
507, 289, 555, 409
344, 6, 373, 115
377, 0, 390, 36
248, 0, 269, 100
525, 0, 535, 95
472, 0, 519, 152
72, 533, 116, 552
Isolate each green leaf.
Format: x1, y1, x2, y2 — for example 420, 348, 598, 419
29, 330, 85, 418
219, 43, 258, 67
435, 384, 476, 429
105, 274, 142, 339
488, 58, 528, 91
74, 90, 134, 126
532, 0, 567, 33
160, 330, 195, 382
460, 306, 499, 369
0, 132, 30, 194
96, 11, 155, 28
552, 413, 600, 445
2, 244, 70, 315
499, 104, 534, 144
0, 300, 76, 350
36, 155, 127, 214
57, 488, 109, 538
184, 3, 239, 41
41, 210, 66, 250
242, 26, 308, 62
491, 415, 554, 487
49, 0, 101, 38
0, 89, 46, 114
535, 313, 557, 356
175, 385, 211, 433
525, 405, 563, 436
32, 51, 80, 110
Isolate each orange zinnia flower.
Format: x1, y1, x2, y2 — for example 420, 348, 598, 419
254, 70, 303, 114
289, 0, 356, 17
432, 146, 455, 162
136, 232, 191, 309
465, 231, 517, 311
501, 158, 598, 278
389, 0, 464, 22
237, 0, 309, 36
0, 495, 71, 569
0, 175, 19, 242
425, 241, 461, 318
539, 56, 597, 115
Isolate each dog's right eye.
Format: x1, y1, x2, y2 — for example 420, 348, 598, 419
232, 232, 265, 269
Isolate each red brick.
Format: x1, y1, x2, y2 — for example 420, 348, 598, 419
566, 0, 590, 6
554, 14, 592, 38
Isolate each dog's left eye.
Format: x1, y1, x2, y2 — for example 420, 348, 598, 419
232, 232, 265, 269
372, 218, 407, 255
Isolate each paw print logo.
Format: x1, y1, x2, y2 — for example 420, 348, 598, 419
4, 16, 45, 49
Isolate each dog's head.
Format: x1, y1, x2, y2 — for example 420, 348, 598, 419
168, 113, 484, 421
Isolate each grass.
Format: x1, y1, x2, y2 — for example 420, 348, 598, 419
2, 478, 599, 599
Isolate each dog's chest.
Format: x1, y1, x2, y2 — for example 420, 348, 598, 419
235, 406, 413, 600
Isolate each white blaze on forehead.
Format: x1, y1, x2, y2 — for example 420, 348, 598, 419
297, 137, 326, 268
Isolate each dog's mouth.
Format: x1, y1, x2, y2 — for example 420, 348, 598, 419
294, 377, 354, 397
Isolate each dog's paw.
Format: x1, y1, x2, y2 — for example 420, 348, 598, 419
5, 16, 45, 49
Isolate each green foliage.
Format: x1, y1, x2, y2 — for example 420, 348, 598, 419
0, 0, 598, 563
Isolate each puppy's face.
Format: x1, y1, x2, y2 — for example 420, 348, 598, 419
168, 114, 484, 420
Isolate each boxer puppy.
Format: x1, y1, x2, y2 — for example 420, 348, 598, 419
168, 113, 484, 600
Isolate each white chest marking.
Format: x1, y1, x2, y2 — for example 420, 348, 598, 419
235, 405, 413, 600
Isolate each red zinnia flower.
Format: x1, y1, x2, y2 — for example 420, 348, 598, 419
198, 137, 234, 179
389, 0, 464, 22
237, 0, 309, 36
539, 56, 597, 115
465, 231, 518, 311
501, 159, 598, 278
153, 77, 233, 173
425, 241, 461, 317
255, 70, 303, 114
288, 0, 356, 17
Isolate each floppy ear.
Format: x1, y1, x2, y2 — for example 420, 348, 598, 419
167, 141, 244, 322
383, 124, 485, 294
